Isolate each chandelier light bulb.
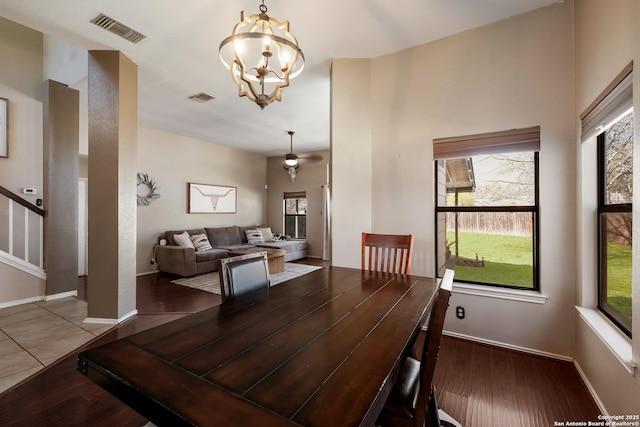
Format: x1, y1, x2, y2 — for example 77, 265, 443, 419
233, 39, 245, 54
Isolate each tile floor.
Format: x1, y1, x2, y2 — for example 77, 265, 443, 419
0, 297, 113, 393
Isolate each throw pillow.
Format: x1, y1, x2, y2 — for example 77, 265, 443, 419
257, 227, 274, 242
173, 231, 195, 248
190, 233, 213, 252
245, 229, 265, 244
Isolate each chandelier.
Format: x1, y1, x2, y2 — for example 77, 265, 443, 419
218, 1, 305, 109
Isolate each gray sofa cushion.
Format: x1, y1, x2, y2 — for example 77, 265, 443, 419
164, 228, 206, 246
194, 248, 230, 262
257, 240, 308, 262
215, 244, 256, 251
206, 226, 243, 247
257, 240, 307, 252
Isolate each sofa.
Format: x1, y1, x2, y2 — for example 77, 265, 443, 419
155, 225, 308, 277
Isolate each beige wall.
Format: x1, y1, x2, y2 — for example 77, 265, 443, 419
331, 59, 373, 268
0, 84, 43, 208
0, 17, 43, 101
136, 127, 267, 274
0, 19, 45, 305
0, 263, 45, 306
0, 17, 43, 206
266, 150, 330, 258
332, 2, 576, 356
574, 0, 640, 415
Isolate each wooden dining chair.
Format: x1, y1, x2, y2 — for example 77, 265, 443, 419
376, 269, 461, 427
362, 232, 414, 275
218, 252, 270, 302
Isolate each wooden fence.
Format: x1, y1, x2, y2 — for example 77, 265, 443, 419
446, 211, 533, 237
446, 211, 632, 246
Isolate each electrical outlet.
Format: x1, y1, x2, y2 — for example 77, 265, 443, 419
456, 306, 465, 319
150, 258, 155, 265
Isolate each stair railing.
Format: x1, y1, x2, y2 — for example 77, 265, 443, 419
0, 185, 45, 276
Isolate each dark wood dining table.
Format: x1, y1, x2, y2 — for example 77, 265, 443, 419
77, 266, 440, 427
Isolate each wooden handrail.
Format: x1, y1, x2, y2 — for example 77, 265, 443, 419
0, 186, 45, 217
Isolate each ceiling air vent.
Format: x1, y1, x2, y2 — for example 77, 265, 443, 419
90, 13, 146, 44
188, 93, 215, 103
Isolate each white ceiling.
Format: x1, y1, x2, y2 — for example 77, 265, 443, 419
0, 0, 562, 157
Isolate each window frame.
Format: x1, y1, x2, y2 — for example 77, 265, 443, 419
283, 192, 307, 240
596, 130, 633, 337
433, 151, 541, 291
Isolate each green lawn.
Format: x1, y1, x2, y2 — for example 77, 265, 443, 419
606, 241, 632, 318
453, 260, 533, 288
446, 231, 533, 288
447, 232, 633, 319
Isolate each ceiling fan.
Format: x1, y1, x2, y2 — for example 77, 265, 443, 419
283, 131, 323, 182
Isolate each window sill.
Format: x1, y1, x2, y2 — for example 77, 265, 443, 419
575, 306, 635, 375
452, 282, 548, 304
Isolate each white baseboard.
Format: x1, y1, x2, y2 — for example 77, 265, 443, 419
443, 330, 573, 362
84, 317, 119, 325
44, 290, 77, 301
0, 290, 78, 309
84, 309, 138, 325
136, 270, 159, 277
572, 359, 608, 416
443, 331, 607, 415
0, 295, 44, 309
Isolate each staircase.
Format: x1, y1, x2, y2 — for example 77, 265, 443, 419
0, 186, 46, 279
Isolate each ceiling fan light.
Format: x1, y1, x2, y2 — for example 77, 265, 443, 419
285, 155, 298, 167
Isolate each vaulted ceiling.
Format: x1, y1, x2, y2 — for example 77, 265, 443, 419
0, 0, 562, 157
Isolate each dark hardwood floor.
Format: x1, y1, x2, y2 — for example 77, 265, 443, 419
0, 259, 600, 426
432, 336, 601, 427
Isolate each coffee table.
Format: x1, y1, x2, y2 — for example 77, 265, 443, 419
228, 247, 286, 274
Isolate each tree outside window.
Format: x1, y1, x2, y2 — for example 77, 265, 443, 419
598, 109, 633, 336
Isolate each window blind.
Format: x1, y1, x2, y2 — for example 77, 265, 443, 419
580, 62, 633, 143
433, 126, 540, 160
283, 191, 306, 199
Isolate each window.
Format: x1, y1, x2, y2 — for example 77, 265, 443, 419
434, 127, 540, 290
581, 63, 633, 337
284, 191, 306, 239
597, 109, 633, 337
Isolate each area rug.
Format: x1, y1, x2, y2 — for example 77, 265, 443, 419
170, 263, 322, 295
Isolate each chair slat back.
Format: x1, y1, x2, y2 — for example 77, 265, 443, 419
413, 269, 454, 427
218, 252, 270, 302
362, 232, 414, 274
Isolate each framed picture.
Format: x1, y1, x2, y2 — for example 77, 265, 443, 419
188, 183, 237, 213
0, 98, 7, 158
